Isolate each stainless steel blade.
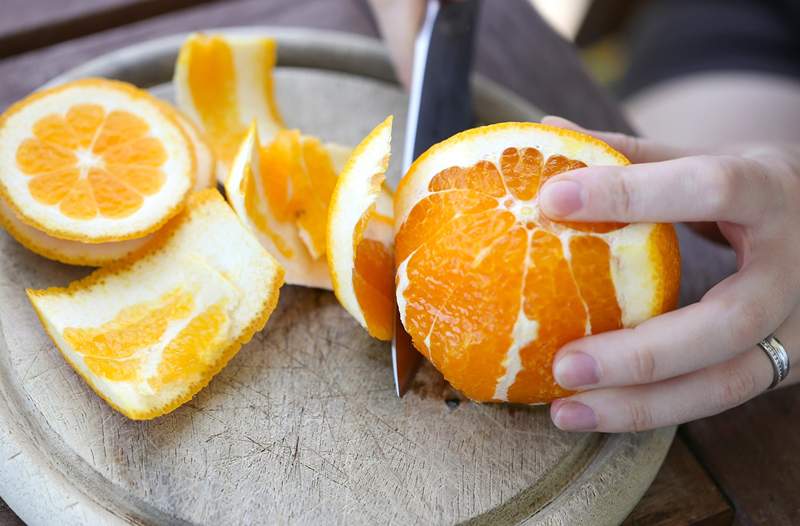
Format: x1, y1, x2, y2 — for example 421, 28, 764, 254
392, 0, 479, 397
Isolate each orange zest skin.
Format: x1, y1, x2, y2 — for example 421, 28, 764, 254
395, 123, 681, 404
0, 78, 195, 243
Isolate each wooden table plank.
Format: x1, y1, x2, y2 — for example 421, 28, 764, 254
683, 385, 800, 525
625, 436, 733, 526
0, 499, 23, 526
0, 0, 221, 59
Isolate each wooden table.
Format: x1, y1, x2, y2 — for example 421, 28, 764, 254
0, 1, 796, 524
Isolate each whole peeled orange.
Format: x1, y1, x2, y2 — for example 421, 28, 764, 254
394, 123, 680, 404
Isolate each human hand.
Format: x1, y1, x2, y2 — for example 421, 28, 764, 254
366, 0, 426, 88
541, 115, 800, 432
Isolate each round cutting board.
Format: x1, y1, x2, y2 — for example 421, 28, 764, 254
0, 28, 674, 526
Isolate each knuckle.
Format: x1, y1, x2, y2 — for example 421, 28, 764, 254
629, 346, 657, 384
715, 364, 760, 409
701, 156, 739, 215
626, 400, 655, 432
727, 300, 769, 345
610, 173, 637, 218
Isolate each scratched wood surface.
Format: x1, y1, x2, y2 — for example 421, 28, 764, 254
0, 28, 679, 526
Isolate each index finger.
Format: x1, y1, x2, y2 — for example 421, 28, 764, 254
539, 154, 772, 224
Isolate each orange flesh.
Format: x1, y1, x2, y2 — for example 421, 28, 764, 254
396, 147, 631, 403
257, 129, 338, 258
15, 105, 168, 220
63, 288, 230, 387
183, 35, 283, 170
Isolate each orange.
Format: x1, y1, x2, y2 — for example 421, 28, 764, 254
327, 116, 395, 340
27, 190, 284, 419
394, 123, 680, 404
0, 78, 195, 243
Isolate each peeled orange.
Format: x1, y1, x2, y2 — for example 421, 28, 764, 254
28, 190, 284, 419
394, 123, 680, 404
0, 78, 195, 243
327, 116, 395, 340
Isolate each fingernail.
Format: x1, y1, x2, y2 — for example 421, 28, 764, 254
551, 400, 598, 431
554, 351, 599, 388
540, 180, 583, 217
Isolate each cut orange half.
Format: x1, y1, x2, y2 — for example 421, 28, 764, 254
225, 124, 351, 289
27, 189, 284, 419
395, 123, 680, 404
0, 78, 195, 243
327, 116, 395, 340
174, 33, 283, 182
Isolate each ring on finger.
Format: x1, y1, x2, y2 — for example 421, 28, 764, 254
758, 334, 791, 389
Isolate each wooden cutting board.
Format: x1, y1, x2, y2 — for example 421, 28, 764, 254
0, 29, 675, 526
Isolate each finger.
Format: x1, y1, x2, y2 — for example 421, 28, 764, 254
367, 0, 426, 88
541, 115, 696, 163
553, 257, 797, 390
550, 345, 774, 432
538, 154, 774, 224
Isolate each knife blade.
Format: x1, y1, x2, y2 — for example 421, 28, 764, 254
392, 0, 480, 397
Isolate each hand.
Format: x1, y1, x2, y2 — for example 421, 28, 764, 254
366, 0, 426, 88
540, 115, 800, 433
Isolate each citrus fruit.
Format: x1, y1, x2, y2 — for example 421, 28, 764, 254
155, 100, 216, 192
0, 196, 151, 266
394, 122, 680, 404
27, 189, 285, 419
225, 123, 353, 289
0, 78, 195, 243
327, 116, 395, 340
174, 33, 283, 182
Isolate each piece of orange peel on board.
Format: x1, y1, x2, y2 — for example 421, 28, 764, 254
27, 190, 284, 419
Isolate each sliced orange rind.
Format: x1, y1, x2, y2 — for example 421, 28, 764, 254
225, 124, 348, 289
327, 116, 395, 340
27, 189, 285, 419
0, 196, 152, 266
394, 122, 680, 404
174, 33, 284, 182
0, 78, 195, 243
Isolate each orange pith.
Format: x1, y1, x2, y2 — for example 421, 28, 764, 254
16, 105, 168, 221
396, 130, 678, 404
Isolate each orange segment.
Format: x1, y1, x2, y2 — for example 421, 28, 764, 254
16, 138, 76, 174
28, 169, 79, 205
500, 147, 543, 200
394, 122, 681, 404
506, 229, 587, 402
569, 235, 623, 333
66, 104, 105, 147
88, 168, 144, 219
353, 237, 394, 340
59, 179, 97, 220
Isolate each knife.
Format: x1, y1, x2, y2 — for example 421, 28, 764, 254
392, 0, 480, 397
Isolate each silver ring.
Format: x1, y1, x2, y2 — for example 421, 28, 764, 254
758, 335, 790, 389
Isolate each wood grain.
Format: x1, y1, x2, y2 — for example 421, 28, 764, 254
683, 386, 800, 525
624, 437, 733, 526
